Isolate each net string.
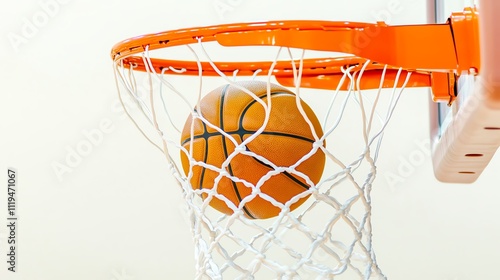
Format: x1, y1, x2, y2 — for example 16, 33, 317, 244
111, 40, 413, 279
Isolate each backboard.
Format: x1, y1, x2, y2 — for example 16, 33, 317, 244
430, 0, 500, 183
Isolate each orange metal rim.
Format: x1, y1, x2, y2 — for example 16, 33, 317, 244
111, 10, 480, 103
111, 20, 380, 61
110, 18, 472, 71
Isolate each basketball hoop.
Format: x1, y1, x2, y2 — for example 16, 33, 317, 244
111, 10, 480, 279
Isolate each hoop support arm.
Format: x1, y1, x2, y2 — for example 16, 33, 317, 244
215, 24, 457, 71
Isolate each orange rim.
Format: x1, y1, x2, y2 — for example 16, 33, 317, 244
111, 9, 479, 103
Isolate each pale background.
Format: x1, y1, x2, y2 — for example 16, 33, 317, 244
1, 0, 499, 280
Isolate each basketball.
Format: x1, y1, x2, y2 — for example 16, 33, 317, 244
180, 81, 325, 219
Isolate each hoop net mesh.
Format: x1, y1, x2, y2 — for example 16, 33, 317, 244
113, 40, 411, 279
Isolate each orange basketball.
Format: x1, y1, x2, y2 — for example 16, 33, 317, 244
180, 81, 325, 219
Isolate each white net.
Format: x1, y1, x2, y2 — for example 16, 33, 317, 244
113, 41, 411, 279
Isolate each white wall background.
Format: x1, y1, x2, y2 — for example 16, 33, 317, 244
1, 0, 498, 279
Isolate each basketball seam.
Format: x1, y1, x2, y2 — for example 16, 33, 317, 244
199, 120, 209, 191
244, 145, 311, 191
181, 128, 315, 145
180, 91, 317, 145
236, 90, 317, 218
220, 85, 256, 219
240, 91, 317, 192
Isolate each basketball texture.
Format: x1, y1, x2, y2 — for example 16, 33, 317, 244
180, 81, 325, 219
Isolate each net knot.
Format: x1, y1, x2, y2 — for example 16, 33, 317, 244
256, 253, 266, 261
234, 145, 246, 153
313, 140, 323, 149
220, 170, 230, 178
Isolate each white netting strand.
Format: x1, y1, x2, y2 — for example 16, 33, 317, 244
113, 42, 411, 279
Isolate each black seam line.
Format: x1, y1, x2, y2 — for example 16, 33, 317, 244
198, 120, 209, 190
219, 85, 255, 219
239, 91, 292, 130
181, 130, 316, 146
282, 171, 311, 191
181, 90, 315, 146
247, 147, 311, 191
